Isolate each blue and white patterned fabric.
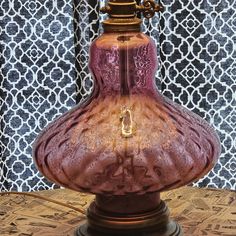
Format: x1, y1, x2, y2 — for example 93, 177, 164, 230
0, 0, 235, 191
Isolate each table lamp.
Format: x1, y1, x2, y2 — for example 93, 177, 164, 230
33, 0, 221, 235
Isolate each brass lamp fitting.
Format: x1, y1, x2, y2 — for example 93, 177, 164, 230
100, 0, 163, 32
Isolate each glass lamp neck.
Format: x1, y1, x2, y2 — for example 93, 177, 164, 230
89, 32, 158, 96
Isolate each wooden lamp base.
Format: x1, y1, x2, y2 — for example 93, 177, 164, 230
76, 195, 182, 236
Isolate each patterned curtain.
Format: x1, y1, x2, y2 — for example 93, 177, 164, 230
0, 0, 77, 191
159, 0, 235, 189
0, 0, 235, 192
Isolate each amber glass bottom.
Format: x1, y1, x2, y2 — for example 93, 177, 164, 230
75, 198, 183, 236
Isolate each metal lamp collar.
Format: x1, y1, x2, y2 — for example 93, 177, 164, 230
100, 0, 163, 32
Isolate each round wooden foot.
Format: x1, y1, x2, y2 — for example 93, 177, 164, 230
75, 201, 183, 236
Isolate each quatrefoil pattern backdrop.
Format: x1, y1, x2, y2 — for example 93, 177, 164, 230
0, 0, 235, 191
0, 0, 76, 191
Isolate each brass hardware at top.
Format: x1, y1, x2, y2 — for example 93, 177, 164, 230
136, 0, 164, 19
100, 0, 163, 32
101, 0, 163, 19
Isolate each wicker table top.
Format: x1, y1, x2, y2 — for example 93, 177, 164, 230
0, 187, 235, 236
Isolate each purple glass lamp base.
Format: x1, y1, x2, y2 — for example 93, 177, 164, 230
33, 31, 220, 236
